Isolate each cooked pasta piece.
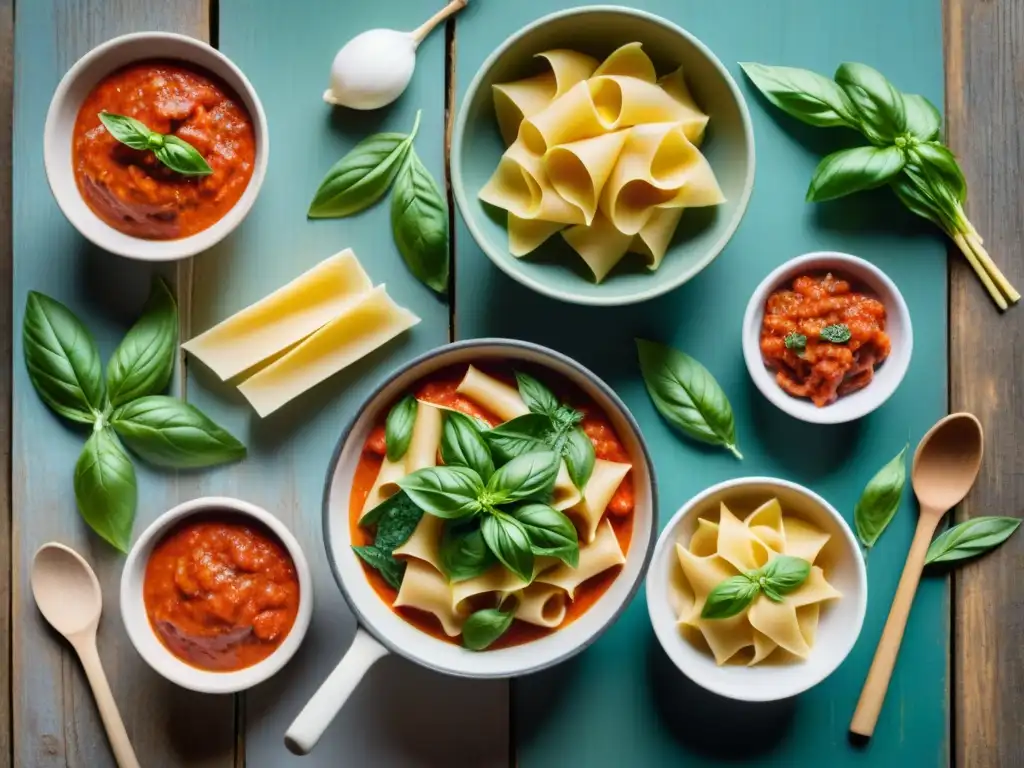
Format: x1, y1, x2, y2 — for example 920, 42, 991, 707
480, 138, 586, 227
782, 516, 832, 564
629, 207, 684, 271
657, 66, 709, 144
359, 457, 406, 520
394, 560, 468, 637
405, 402, 443, 473
748, 597, 810, 658
539, 49, 601, 96
508, 214, 565, 257
745, 498, 786, 552
561, 213, 634, 283
674, 543, 737, 625
450, 565, 531, 613
544, 129, 630, 224
593, 42, 657, 83
715, 502, 773, 572
588, 76, 707, 140
513, 584, 569, 628
687, 518, 720, 558
538, 519, 625, 598
518, 80, 607, 154
455, 365, 530, 422
567, 458, 631, 543
392, 514, 444, 572
552, 460, 582, 511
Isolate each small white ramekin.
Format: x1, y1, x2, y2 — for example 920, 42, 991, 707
646, 477, 867, 702
120, 496, 312, 694
742, 251, 913, 424
44, 32, 269, 261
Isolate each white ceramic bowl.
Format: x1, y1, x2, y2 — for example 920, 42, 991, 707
742, 251, 913, 424
120, 496, 313, 694
285, 339, 657, 754
44, 32, 269, 261
647, 477, 867, 702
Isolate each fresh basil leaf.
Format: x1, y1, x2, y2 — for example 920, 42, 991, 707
462, 607, 515, 651
391, 146, 449, 293
925, 516, 1021, 565
308, 113, 420, 218
106, 277, 177, 407
110, 396, 245, 469
761, 583, 785, 603
352, 545, 406, 590
23, 291, 105, 423
74, 428, 137, 552
758, 555, 811, 595
369, 492, 423, 553
97, 112, 153, 150
397, 465, 484, 519
150, 134, 211, 175
854, 444, 908, 549
910, 142, 967, 203
806, 145, 905, 202
889, 168, 953, 233
552, 404, 583, 430
512, 503, 579, 567
440, 519, 495, 582
784, 332, 807, 352
441, 411, 495, 481
635, 338, 741, 459
562, 426, 595, 491
834, 62, 907, 144
701, 574, 760, 620
819, 323, 852, 343
484, 414, 553, 465
515, 371, 559, 416
481, 512, 534, 583
902, 93, 942, 141
486, 450, 560, 504
738, 63, 856, 128
385, 395, 417, 462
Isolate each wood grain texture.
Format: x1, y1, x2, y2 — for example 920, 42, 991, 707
0, 0, 12, 764
10, 1, 234, 767
947, 0, 1024, 766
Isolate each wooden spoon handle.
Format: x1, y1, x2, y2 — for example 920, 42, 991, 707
75, 640, 141, 768
410, 0, 467, 44
850, 512, 940, 738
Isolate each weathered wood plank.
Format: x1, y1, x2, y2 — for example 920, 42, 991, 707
947, 0, 1024, 765
10, 1, 235, 766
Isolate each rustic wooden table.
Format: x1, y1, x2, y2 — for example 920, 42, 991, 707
1, 0, 1021, 766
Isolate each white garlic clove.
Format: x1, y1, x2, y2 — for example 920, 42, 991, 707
324, 29, 417, 110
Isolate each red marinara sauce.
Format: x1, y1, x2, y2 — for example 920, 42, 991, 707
72, 60, 256, 240
760, 273, 891, 407
143, 516, 299, 672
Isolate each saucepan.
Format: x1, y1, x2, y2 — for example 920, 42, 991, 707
284, 339, 657, 754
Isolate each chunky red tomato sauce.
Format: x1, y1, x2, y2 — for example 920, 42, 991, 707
349, 364, 635, 648
143, 516, 300, 671
73, 60, 256, 240
760, 273, 891, 407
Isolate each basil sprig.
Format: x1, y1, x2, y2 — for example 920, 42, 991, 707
740, 61, 1018, 310
22, 280, 245, 551
308, 110, 450, 295
784, 332, 807, 353
636, 338, 742, 460
854, 445, 908, 552
819, 323, 852, 344
98, 112, 212, 176
925, 516, 1020, 565
701, 555, 811, 619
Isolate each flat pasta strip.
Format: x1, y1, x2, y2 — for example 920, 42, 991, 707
359, 457, 406, 520
455, 365, 529, 422
237, 286, 419, 417
747, 596, 811, 658
450, 564, 531, 613
544, 129, 630, 224
561, 213, 634, 283
508, 214, 565, 257
405, 401, 443, 473
593, 42, 657, 83
551, 460, 583, 511
567, 458, 631, 543
750, 629, 778, 666
538, 519, 625, 598
392, 513, 444, 572
695, 613, 753, 665
394, 560, 467, 637
480, 137, 585, 226
674, 544, 737, 623
687, 518, 720, 558
745, 498, 786, 552
782, 517, 832, 564
657, 66, 709, 144
629, 207, 684, 271
716, 502, 773, 572
493, 73, 557, 146
588, 76, 707, 139
785, 565, 842, 607
519, 80, 607, 153
183, 249, 373, 381
512, 583, 568, 628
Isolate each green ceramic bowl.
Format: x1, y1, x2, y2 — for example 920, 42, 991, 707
451, 5, 756, 306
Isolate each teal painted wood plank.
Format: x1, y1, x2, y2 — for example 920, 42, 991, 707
11, 1, 236, 767
196, 2, 508, 765
453, 1, 948, 766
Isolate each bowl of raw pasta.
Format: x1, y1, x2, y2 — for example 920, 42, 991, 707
451, 6, 755, 306
646, 477, 866, 702
284, 339, 656, 755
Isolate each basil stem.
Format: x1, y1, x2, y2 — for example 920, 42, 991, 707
98, 112, 212, 176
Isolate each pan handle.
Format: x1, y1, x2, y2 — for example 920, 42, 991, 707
284, 627, 389, 755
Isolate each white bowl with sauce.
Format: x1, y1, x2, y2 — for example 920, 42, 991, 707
647, 477, 867, 702
44, 32, 269, 261
742, 251, 913, 424
120, 496, 313, 694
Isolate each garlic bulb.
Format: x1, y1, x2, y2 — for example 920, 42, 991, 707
324, 0, 468, 111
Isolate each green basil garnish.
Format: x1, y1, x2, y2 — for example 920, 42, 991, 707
854, 445, 908, 551
106, 277, 177, 408
485, 413, 553, 464
391, 145, 449, 294
515, 371, 560, 416
807, 145, 905, 203
385, 395, 417, 462
440, 410, 495, 481
512, 503, 579, 568
702, 555, 811, 619
901, 93, 942, 142
925, 516, 1021, 565
819, 323, 852, 343
784, 332, 807, 353
351, 491, 422, 589
481, 512, 534, 583
755, 555, 811, 602
352, 546, 406, 590
462, 606, 516, 651
701, 575, 760, 620
636, 338, 741, 460
99, 112, 212, 176
486, 450, 560, 504
562, 426, 595, 491
738, 62, 856, 128
834, 62, 907, 144
397, 465, 484, 519
74, 429, 137, 553
440, 519, 495, 582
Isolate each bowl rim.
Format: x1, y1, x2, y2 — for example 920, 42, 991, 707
43, 30, 269, 262
119, 495, 313, 694
741, 250, 914, 425
320, 337, 659, 678
451, 4, 756, 307
646, 475, 868, 702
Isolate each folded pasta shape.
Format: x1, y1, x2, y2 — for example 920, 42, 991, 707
359, 457, 406, 519
480, 137, 586, 226
394, 560, 468, 637
568, 458, 631, 543
508, 214, 565, 257
455, 365, 530, 422
552, 461, 583, 511
628, 207, 684, 270
544, 130, 630, 224
561, 213, 634, 283
514, 583, 569, 628
538, 519, 626, 598
392, 513, 444, 572
593, 42, 657, 84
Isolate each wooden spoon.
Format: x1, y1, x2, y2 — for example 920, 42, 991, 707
31, 543, 141, 768
850, 413, 984, 738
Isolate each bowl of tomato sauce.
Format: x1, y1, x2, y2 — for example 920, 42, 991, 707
120, 497, 312, 693
742, 251, 913, 424
44, 32, 268, 261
